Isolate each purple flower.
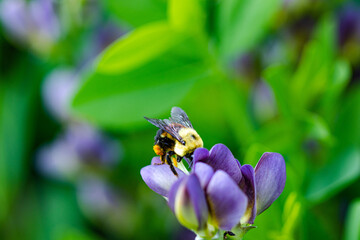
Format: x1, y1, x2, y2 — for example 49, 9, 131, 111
169, 166, 248, 236
0, 0, 29, 41
338, 4, 360, 47
37, 123, 121, 181
77, 176, 120, 217
42, 68, 79, 121
194, 144, 286, 224
251, 81, 277, 123
84, 22, 126, 64
28, 0, 60, 41
140, 143, 286, 238
76, 175, 137, 235
141, 159, 247, 238
0, 0, 60, 53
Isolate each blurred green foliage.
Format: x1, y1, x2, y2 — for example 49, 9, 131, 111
1, 0, 360, 239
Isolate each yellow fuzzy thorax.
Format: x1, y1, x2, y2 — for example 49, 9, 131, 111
174, 128, 203, 157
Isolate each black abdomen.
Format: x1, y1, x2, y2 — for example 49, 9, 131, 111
155, 129, 175, 150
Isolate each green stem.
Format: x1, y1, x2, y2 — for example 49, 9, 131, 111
195, 231, 243, 240
194, 233, 219, 240
177, 161, 189, 174
195, 225, 255, 240
219, 230, 244, 240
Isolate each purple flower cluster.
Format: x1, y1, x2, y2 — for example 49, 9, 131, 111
338, 4, 360, 47
141, 144, 286, 238
42, 68, 79, 121
0, 0, 60, 53
37, 123, 121, 181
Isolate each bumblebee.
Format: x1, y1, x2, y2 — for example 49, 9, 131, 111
144, 107, 203, 176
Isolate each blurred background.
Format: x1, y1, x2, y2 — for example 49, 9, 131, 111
0, 0, 359, 239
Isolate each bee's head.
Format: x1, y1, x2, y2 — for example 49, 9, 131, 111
178, 128, 203, 150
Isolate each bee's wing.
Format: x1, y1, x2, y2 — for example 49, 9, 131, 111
144, 117, 185, 144
170, 107, 193, 128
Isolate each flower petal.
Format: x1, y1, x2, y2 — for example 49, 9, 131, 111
151, 156, 162, 165
140, 164, 185, 197
207, 170, 248, 230
255, 152, 286, 215
193, 162, 214, 188
193, 148, 210, 162
205, 144, 242, 184
168, 178, 183, 212
239, 165, 256, 224
168, 174, 209, 231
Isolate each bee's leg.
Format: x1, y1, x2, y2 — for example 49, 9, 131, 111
153, 155, 166, 165
160, 155, 166, 163
167, 151, 179, 167
177, 155, 183, 162
166, 152, 178, 176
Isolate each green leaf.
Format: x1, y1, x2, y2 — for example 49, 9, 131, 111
307, 86, 360, 203
306, 147, 360, 203
263, 64, 293, 118
56, 229, 101, 240
97, 22, 183, 74
216, 0, 244, 36
179, 80, 232, 149
168, 0, 206, 35
290, 16, 336, 110
344, 199, 360, 240
39, 184, 86, 240
254, 120, 302, 155
281, 192, 301, 237
0, 69, 37, 223
220, 80, 255, 149
216, 0, 281, 60
264, 17, 340, 119
243, 143, 271, 166
333, 86, 360, 152
303, 113, 333, 144
72, 42, 212, 129
320, 60, 351, 119
103, 0, 167, 27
